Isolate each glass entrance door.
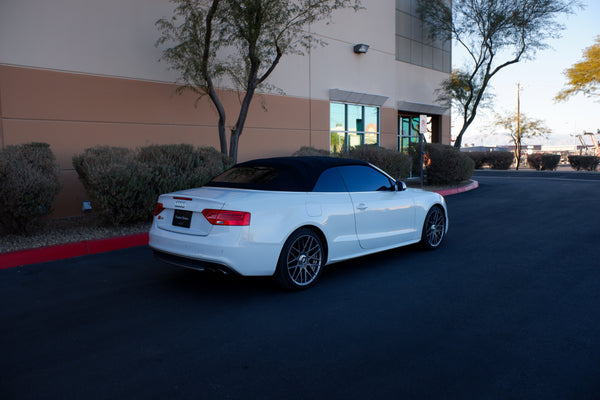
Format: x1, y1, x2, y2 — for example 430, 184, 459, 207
398, 116, 420, 153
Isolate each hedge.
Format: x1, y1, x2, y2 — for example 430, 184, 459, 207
466, 151, 514, 170
568, 155, 599, 171
419, 143, 474, 185
526, 153, 561, 171
293, 145, 412, 180
346, 145, 412, 180
0, 143, 62, 234
295, 143, 474, 184
467, 152, 487, 169
73, 145, 231, 225
293, 146, 331, 157
137, 144, 230, 195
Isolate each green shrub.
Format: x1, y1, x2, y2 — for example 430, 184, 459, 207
465, 151, 513, 169
466, 152, 487, 169
0, 143, 61, 234
424, 143, 475, 185
407, 142, 424, 177
568, 155, 599, 171
527, 153, 561, 171
292, 146, 332, 157
72, 146, 133, 187
347, 145, 412, 180
487, 152, 514, 170
137, 144, 231, 195
73, 145, 231, 225
526, 154, 541, 170
73, 147, 154, 225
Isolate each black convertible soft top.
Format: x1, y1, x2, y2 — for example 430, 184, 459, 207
206, 156, 370, 192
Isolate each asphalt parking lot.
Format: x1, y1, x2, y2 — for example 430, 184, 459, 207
1, 170, 600, 399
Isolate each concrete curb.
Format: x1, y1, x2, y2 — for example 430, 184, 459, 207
0, 181, 478, 269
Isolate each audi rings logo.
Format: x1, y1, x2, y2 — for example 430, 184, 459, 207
175, 200, 187, 208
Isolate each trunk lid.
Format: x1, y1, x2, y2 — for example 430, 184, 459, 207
155, 188, 229, 236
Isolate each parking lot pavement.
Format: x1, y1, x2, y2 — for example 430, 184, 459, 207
2, 171, 600, 399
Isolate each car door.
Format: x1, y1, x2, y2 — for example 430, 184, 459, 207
338, 165, 416, 250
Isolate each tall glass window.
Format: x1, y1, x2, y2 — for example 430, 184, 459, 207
330, 103, 380, 154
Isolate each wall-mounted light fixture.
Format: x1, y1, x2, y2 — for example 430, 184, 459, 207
353, 43, 370, 54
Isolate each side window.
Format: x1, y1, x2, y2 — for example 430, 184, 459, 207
312, 168, 348, 192
338, 165, 394, 192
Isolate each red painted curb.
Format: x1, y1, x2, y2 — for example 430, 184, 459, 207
1, 180, 479, 270
435, 180, 479, 197
86, 233, 149, 255
0, 233, 148, 270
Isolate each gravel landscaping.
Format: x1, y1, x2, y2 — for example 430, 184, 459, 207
0, 215, 151, 253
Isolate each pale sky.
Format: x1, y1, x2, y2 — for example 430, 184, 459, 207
451, 0, 600, 148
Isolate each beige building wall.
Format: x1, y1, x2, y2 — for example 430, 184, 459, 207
0, 0, 450, 218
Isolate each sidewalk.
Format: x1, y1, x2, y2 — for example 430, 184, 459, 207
0, 181, 478, 270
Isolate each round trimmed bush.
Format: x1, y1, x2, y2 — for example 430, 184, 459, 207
347, 145, 412, 180
0, 143, 61, 234
73, 145, 231, 225
424, 143, 474, 185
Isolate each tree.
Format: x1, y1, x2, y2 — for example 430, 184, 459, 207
494, 112, 551, 170
417, 0, 583, 149
555, 36, 600, 101
156, 0, 362, 164
435, 68, 494, 119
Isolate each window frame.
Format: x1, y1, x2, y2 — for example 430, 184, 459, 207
330, 102, 380, 154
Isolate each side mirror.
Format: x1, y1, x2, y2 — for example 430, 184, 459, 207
396, 181, 407, 192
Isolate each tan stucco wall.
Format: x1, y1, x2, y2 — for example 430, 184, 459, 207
1, 65, 405, 217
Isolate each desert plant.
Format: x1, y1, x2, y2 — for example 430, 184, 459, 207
568, 155, 599, 171
137, 144, 231, 195
292, 146, 332, 157
527, 153, 561, 171
487, 152, 514, 170
465, 151, 513, 170
466, 152, 487, 169
0, 142, 61, 234
73, 147, 155, 225
73, 145, 231, 225
424, 143, 474, 185
347, 145, 412, 180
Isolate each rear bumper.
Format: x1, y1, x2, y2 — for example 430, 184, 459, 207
148, 223, 280, 276
152, 250, 238, 275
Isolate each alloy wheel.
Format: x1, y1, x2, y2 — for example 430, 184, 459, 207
286, 233, 323, 286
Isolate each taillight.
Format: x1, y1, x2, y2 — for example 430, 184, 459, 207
154, 202, 165, 216
202, 209, 250, 226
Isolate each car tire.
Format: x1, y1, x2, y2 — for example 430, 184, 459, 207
420, 206, 446, 250
274, 228, 324, 291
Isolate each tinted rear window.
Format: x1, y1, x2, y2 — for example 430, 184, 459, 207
206, 165, 303, 191
210, 166, 282, 185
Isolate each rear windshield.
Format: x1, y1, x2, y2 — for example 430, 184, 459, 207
205, 165, 303, 191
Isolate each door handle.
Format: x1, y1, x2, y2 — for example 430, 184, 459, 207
357, 203, 368, 211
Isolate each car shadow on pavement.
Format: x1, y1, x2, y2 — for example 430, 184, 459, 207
155, 243, 428, 296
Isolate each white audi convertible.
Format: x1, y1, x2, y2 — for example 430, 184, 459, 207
149, 156, 448, 290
